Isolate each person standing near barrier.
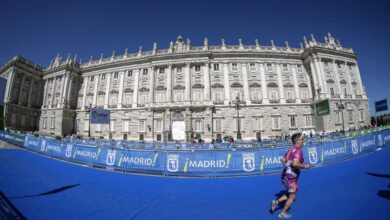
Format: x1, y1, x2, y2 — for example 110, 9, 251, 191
270, 133, 311, 218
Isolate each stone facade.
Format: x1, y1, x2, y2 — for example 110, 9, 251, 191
0, 34, 370, 141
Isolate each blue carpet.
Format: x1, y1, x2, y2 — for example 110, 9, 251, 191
0, 146, 389, 220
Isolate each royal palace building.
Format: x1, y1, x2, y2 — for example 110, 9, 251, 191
0, 34, 370, 141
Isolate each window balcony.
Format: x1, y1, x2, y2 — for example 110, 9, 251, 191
355, 95, 363, 98
213, 100, 224, 105
344, 94, 352, 98
269, 100, 280, 103
286, 99, 296, 103
301, 99, 312, 103
331, 94, 340, 98
251, 100, 262, 104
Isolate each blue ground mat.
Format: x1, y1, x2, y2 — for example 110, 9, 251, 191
0, 146, 389, 220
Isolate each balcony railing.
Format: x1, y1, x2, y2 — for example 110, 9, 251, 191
301, 99, 312, 103
331, 94, 340, 98
213, 100, 224, 105
344, 95, 352, 98
269, 100, 280, 104
251, 100, 262, 104
286, 99, 296, 103
355, 95, 363, 98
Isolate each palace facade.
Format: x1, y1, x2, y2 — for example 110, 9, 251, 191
0, 34, 370, 141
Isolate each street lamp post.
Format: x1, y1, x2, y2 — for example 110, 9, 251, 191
86, 103, 92, 138
231, 96, 246, 140
31, 111, 37, 132
336, 99, 345, 133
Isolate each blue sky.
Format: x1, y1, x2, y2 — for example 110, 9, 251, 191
0, 0, 389, 116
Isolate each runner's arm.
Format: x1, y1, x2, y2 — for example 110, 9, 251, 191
292, 159, 311, 169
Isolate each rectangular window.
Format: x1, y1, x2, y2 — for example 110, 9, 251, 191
177, 66, 182, 73
110, 120, 115, 132
43, 118, 46, 129
159, 68, 165, 74
214, 64, 219, 71
267, 63, 273, 72
139, 120, 146, 132
297, 65, 302, 72
156, 119, 163, 132
51, 118, 55, 129
195, 65, 201, 72
359, 109, 364, 121
330, 87, 335, 95
96, 124, 101, 132
272, 116, 280, 129
84, 119, 89, 131
114, 72, 118, 79
337, 63, 341, 69
101, 74, 105, 80
123, 120, 129, 132
128, 70, 133, 77
249, 63, 256, 71
255, 117, 263, 130
283, 64, 288, 72
349, 111, 353, 122
143, 68, 148, 75
195, 119, 202, 132
90, 76, 94, 82
337, 111, 342, 124
305, 115, 312, 126
215, 118, 222, 132
290, 115, 296, 128
232, 63, 238, 71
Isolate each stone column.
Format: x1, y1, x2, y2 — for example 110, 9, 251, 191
309, 61, 320, 100
332, 60, 343, 98
342, 62, 353, 98
82, 77, 88, 110
276, 64, 286, 104
132, 69, 140, 108
291, 64, 301, 104
104, 73, 112, 108
185, 64, 191, 102
223, 63, 231, 105
259, 63, 269, 104
241, 63, 250, 104
18, 74, 25, 105
148, 67, 155, 104
61, 72, 70, 108
4, 68, 15, 103
51, 77, 57, 108
166, 65, 172, 102
203, 62, 211, 101
66, 74, 74, 109
42, 80, 49, 108
27, 78, 34, 107
354, 63, 366, 98
314, 57, 329, 98
118, 71, 125, 108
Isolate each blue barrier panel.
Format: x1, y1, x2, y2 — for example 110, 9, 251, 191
68, 144, 102, 166
302, 143, 323, 167
383, 129, 390, 145
318, 140, 350, 165
118, 150, 162, 175
24, 135, 41, 151
359, 134, 377, 154
1, 129, 390, 177
260, 147, 288, 174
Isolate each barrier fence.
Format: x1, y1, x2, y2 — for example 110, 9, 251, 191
1, 129, 389, 177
